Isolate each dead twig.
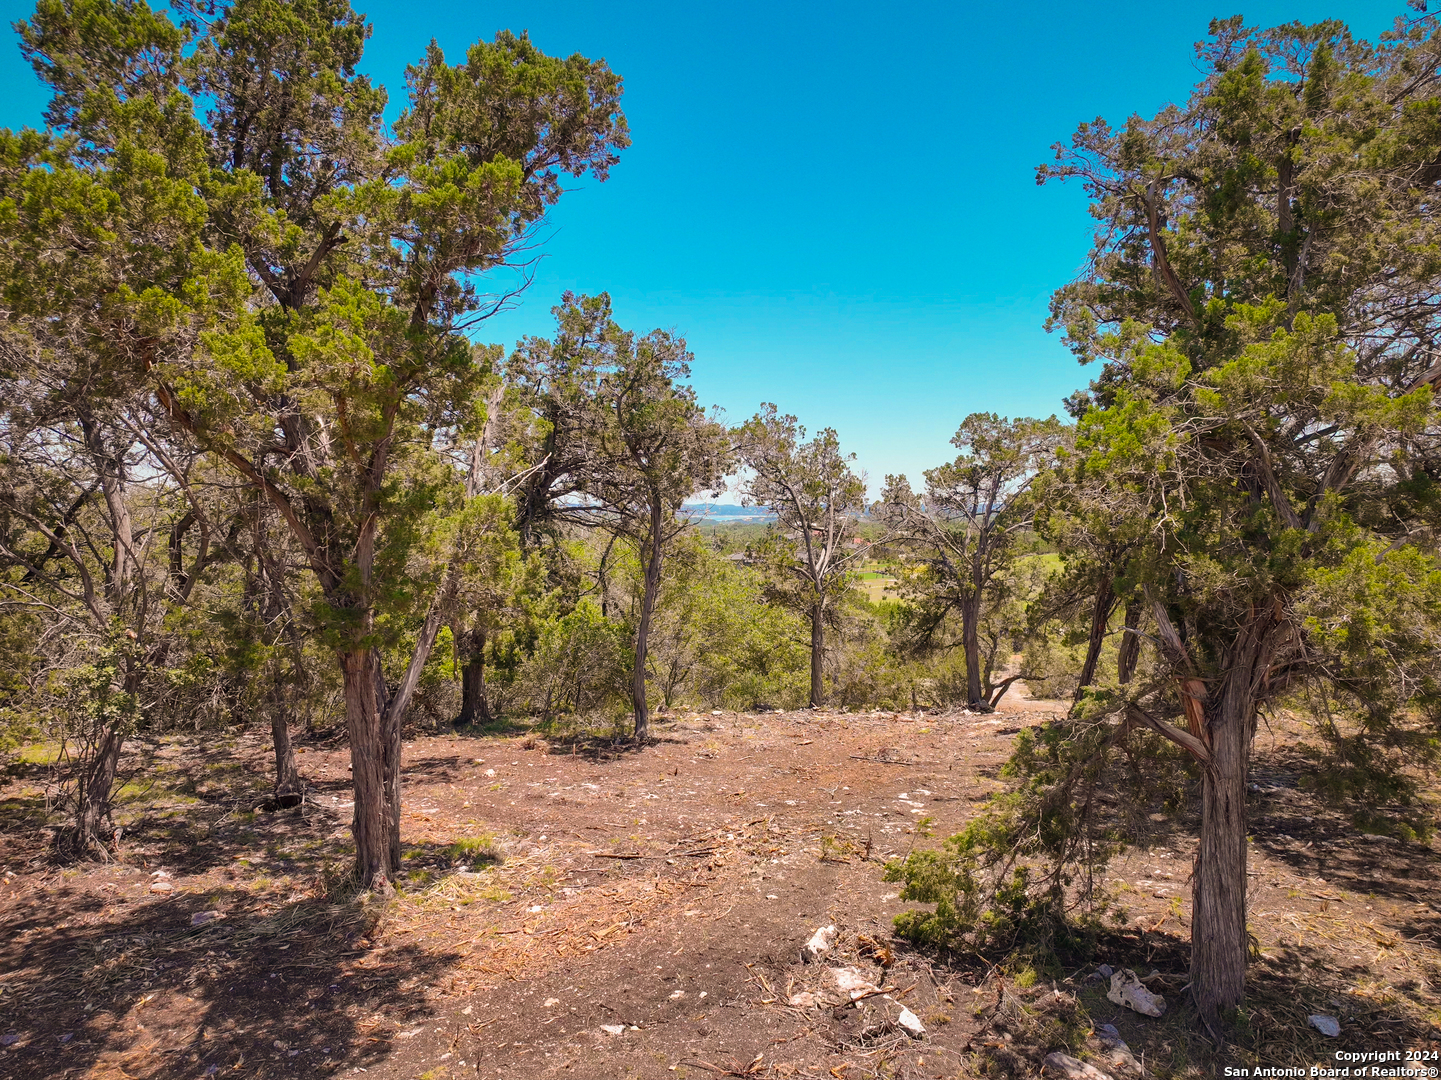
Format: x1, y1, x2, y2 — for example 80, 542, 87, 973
680, 1053, 766, 1076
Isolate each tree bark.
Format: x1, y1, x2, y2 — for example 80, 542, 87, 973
374, 647, 403, 877
342, 648, 394, 893
1116, 602, 1142, 685
809, 601, 825, 707
632, 504, 664, 740
1191, 613, 1273, 1021
1076, 576, 1116, 696
961, 595, 983, 707
69, 724, 124, 854
270, 705, 302, 809
456, 629, 490, 726
264, 556, 302, 809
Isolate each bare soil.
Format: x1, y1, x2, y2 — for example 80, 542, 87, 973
2, 685, 1439, 1080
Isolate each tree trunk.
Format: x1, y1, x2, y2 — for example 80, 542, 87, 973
69, 724, 125, 854
1116, 601, 1142, 685
632, 506, 664, 740
1191, 614, 1272, 1021
809, 601, 825, 707
270, 706, 302, 809
374, 647, 403, 876
457, 632, 490, 727
961, 595, 983, 707
342, 648, 394, 893
372, 564, 461, 875
1075, 576, 1116, 697
252, 508, 303, 808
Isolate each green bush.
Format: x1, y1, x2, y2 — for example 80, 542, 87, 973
884, 815, 1100, 964
520, 599, 630, 723
646, 540, 809, 710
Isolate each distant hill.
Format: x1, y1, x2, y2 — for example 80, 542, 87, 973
679, 503, 776, 523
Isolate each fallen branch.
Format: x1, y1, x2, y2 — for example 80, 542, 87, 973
848, 984, 898, 1003
679, 1054, 767, 1076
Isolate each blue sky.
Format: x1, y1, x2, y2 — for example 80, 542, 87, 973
0, 0, 1402, 492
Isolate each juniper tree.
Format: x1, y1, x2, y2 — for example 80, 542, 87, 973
6, 0, 629, 888
738, 405, 870, 708
1035, 12, 1441, 1021
565, 295, 731, 739
879, 413, 1061, 710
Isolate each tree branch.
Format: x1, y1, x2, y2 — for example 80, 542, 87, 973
1143, 181, 1199, 326
1126, 702, 1212, 765
1242, 423, 1302, 530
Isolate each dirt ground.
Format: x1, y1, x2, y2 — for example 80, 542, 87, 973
3, 684, 1440, 1080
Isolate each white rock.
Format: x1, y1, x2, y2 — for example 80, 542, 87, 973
149, 880, 174, 894
599, 1024, 626, 1035
1044, 1051, 1115, 1080
190, 910, 225, 926
897, 1006, 925, 1037
1106, 969, 1166, 1018
829, 966, 878, 995
788, 992, 817, 1008
803, 925, 838, 962
1308, 1014, 1340, 1037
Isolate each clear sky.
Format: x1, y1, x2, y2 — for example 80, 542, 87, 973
0, 0, 1403, 493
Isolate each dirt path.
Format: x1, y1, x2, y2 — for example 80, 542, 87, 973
2, 695, 1438, 1079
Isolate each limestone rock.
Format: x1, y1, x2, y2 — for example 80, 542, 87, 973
1090, 1024, 1142, 1075
1309, 1014, 1340, 1037
1106, 969, 1166, 1018
1045, 1052, 1115, 1080
829, 966, 878, 996
897, 1006, 925, 1038
803, 925, 838, 962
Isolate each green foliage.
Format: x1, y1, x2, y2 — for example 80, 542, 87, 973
737, 404, 871, 705
444, 834, 502, 866
646, 537, 809, 710
0, 0, 632, 872
879, 413, 1062, 708
1021, 12, 1441, 1012
884, 817, 1100, 965
520, 598, 630, 725
884, 699, 1166, 968
0, 610, 42, 754
827, 603, 921, 709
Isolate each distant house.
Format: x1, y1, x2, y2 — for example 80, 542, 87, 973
724, 552, 755, 566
